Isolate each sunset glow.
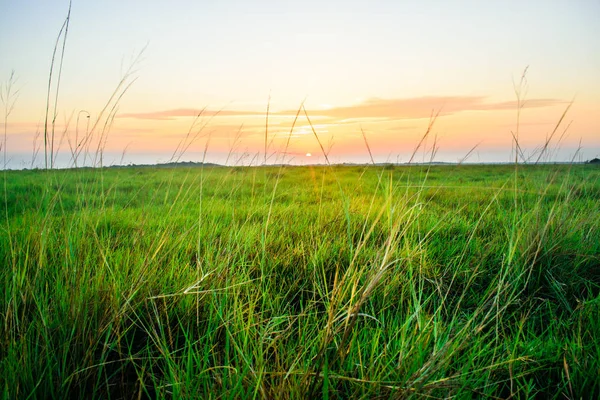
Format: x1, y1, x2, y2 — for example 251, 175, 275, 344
1, 0, 599, 167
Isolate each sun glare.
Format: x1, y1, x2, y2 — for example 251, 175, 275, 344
306, 153, 312, 157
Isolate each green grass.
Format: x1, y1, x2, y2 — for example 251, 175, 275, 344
1, 163, 599, 398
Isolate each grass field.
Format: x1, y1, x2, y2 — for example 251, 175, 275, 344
1, 163, 599, 398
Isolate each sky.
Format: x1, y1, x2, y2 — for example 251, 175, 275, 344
1, 0, 599, 168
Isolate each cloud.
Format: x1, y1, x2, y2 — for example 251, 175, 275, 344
117, 108, 266, 120
283, 96, 566, 120
117, 96, 566, 121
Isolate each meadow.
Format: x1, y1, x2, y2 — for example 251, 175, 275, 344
1, 162, 599, 398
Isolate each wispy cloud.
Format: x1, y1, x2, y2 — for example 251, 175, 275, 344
284, 96, 566, 119
117, 96, 566, 121
117, 108, 265, 120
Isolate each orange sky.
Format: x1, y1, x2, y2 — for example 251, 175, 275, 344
3, 94, 598, 165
